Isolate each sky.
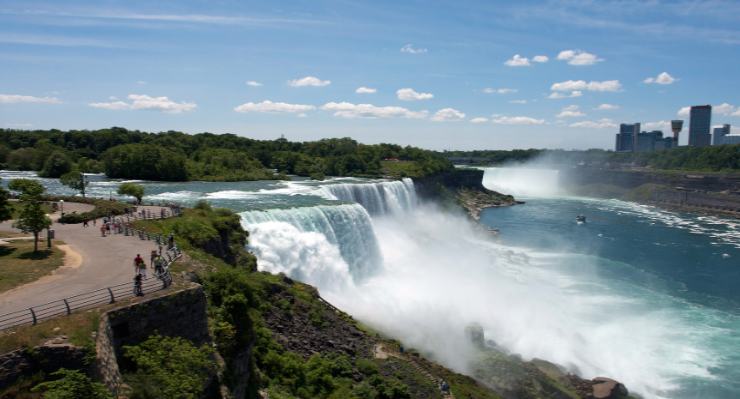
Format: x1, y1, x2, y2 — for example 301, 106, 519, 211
0, 0, 739, 151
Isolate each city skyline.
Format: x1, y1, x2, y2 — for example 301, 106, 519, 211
1, 0, 739, 150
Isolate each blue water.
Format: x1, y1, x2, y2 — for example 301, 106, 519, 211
479, 195, 740, 398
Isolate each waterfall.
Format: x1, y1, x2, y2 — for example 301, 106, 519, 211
481, 167, 562, 197
320, 178, 417, 215
240, 204, 382, 283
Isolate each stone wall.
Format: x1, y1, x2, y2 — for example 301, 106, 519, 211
95, 284, 211, 395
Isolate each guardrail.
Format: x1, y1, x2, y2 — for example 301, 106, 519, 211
0, 249, 182, 332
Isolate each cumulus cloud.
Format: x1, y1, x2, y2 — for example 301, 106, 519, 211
556, 49, 603, 66
596, 103, 619, 110
677, 106, 691, 117
532, 55, 549, 63
551, 80, 622, 92
288, 76, 331, 87
470, 117, 489, 124
355, 86, 377, 94
431, 108, 466, 122
396, 88, 433, 101
569, 118, 617, 128
714, 102, 735, 115
89, 100, 130, 110
509, 99, 528, 104
644, 72, 676, 85
556, 105, 585, 118
483, 87, 517, 94
491, 115, 545, 125
0, 94, 61, 104
246, 80, 263, 87
234, 100, 315, 114
89, 94, 196, 113
643, 120, 671, 131
504, 54, 531, 67
321, 102, 427, 119
400, 44, 427, 54
548, 91, 583, 99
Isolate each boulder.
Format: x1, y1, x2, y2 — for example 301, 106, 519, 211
591, 377, 629, 399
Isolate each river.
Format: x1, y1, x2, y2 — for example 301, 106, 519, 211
2, 168, 739, 398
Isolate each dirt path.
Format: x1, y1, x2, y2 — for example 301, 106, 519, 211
374, 343, 455, 399
0, 204, 173, 315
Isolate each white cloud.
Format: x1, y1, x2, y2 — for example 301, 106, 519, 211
548, 91, 583, 99
483, 87, 517, 94
246, 80, 263, 87
509, 99, 528, 104
431, 108, 466, 122
234, 100, 315, 113
491, 115, 545, 125
400, 44, 427, 54
677, 106, 691, 117
643, 120, 671, 131
532, 55, 549, 63
733, 109, 740, 117
321, 102, 427, 119
0, 94, 61, 104
89, 94, 196, 113
89, 100, 130, 110
396, 88, 433, 101
569, 118, 617, 128
470, 117, 489, 124
288, 76, 331, 87
714, 102, 735, 115
596, 103, 619, 110
551, 80, 622, 92
644, 72, 676, 85
504, 54, 531, 67
355, 86, 377, 94
556, 49, 603, 66
556, 105, 585, 118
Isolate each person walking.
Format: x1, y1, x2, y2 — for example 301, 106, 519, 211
83, 219, 88, 228
134, 253, 147, 278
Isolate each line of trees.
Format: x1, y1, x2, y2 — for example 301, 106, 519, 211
444, 145, 740, 172
0, 128, 453, 181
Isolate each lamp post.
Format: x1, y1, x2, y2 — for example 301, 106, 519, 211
59, 200, 64, 215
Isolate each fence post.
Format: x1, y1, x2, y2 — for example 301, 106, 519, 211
29, 308, 37, 325
63, 299, 71, 315
108, 287, 115, 303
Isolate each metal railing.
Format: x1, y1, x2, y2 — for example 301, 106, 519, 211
0, 250, 182, 331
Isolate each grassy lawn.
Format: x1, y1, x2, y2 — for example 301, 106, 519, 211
0, 309, 101, 354
381, 160, 423, 178
0, 240, 65, 294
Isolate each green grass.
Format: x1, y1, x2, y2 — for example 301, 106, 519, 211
381, 160, 424, 178
0, 240, 65, 293
0, 308, 101, 354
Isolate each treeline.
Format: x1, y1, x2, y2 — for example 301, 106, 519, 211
444, 145, 740, 172
0, 128, 452, 181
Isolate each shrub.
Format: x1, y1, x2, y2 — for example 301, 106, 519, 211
123, 335, 214, 399
32, 369, 112, 399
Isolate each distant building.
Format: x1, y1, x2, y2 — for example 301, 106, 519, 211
722, 135, 740, 145
615, 123, 640, 152
688, 105, 712, 147
713, 124, 731, 145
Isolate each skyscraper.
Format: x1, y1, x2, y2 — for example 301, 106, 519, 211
615, 123, 640, 152
688, 105, 712, 147
713, 124, 731, 145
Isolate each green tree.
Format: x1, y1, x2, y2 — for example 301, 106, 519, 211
8, 179, 51, 252
39, 150, 72, 178
117, 182, 145, 204
60, 170, 90, 198
0, 182, 12, 223
123, 335, 214, 399
32, 369, 112, 399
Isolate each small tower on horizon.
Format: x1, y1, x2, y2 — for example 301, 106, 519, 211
671, 120, 683, 147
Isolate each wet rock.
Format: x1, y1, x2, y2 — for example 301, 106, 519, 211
591, 377, 629, 399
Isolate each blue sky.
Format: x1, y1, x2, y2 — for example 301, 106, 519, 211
1, 0, 739, 150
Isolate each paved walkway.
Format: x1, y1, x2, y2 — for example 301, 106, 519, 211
0, 204, 173, 315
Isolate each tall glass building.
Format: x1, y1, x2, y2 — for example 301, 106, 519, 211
688, 105, 712, 147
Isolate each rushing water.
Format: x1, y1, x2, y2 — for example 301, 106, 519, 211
4, 168, 740, 398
